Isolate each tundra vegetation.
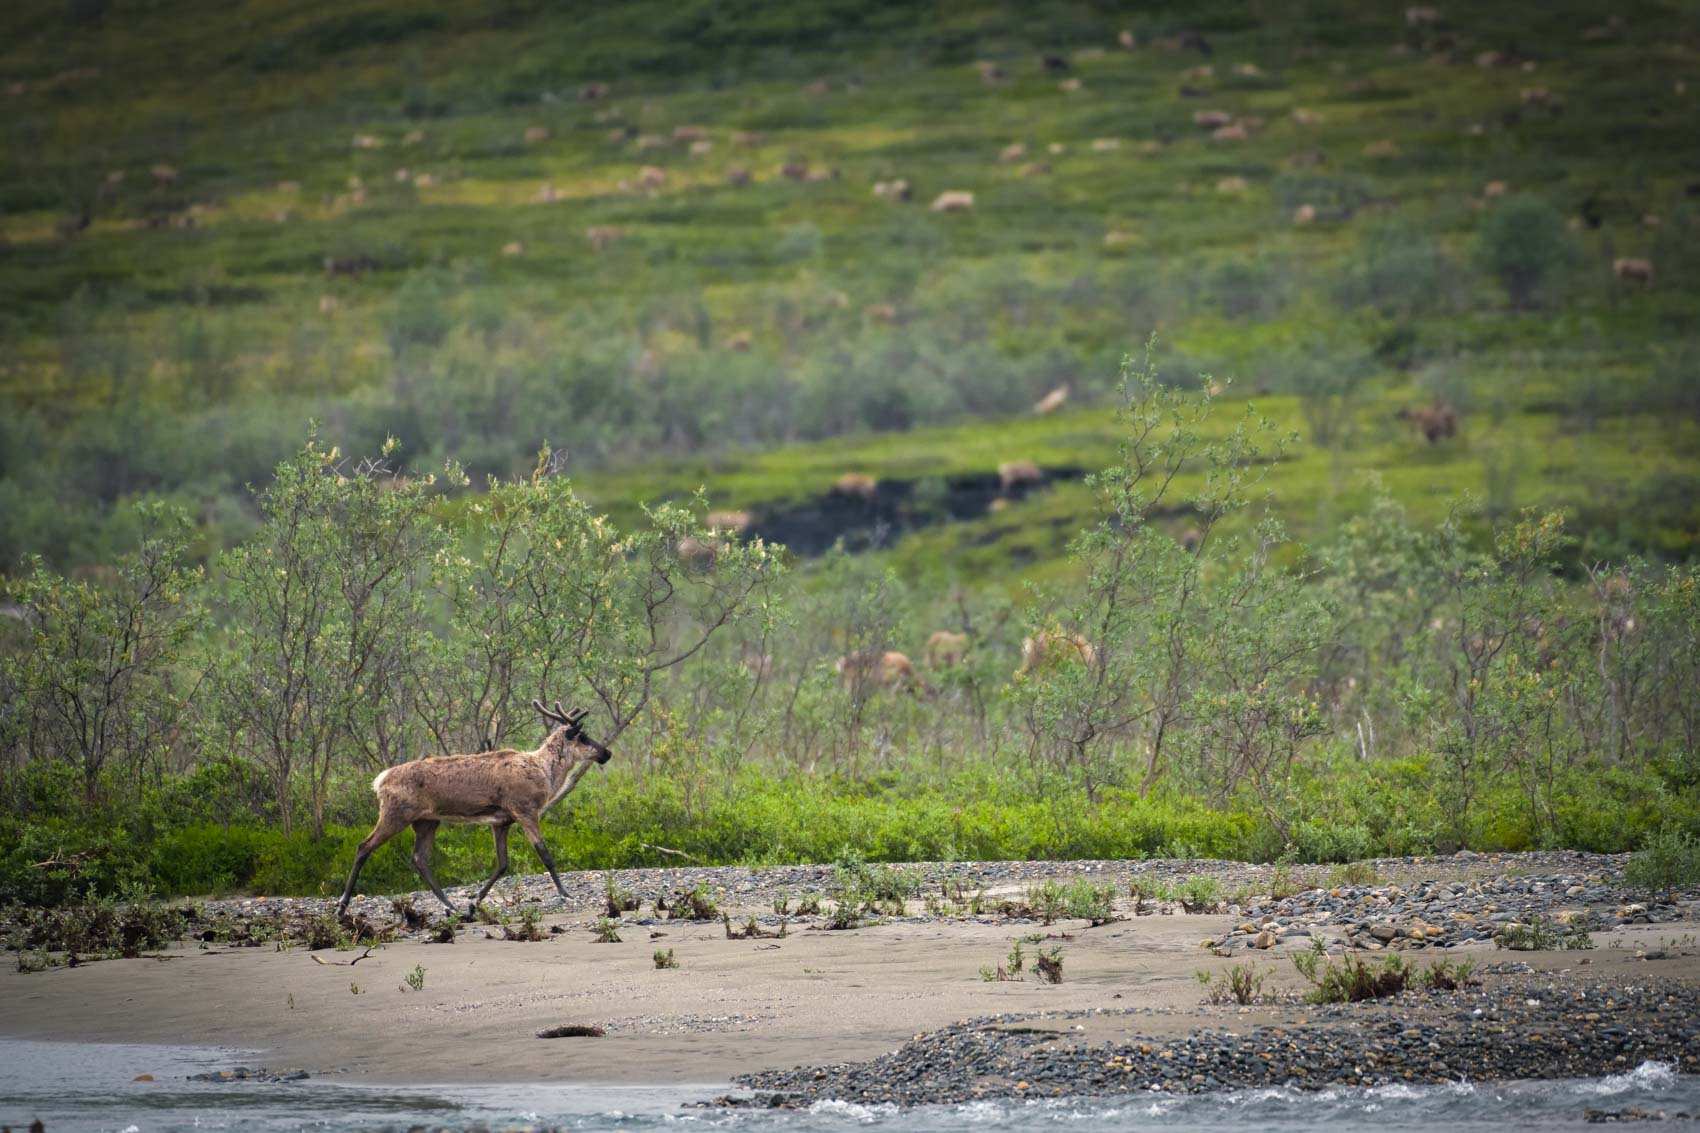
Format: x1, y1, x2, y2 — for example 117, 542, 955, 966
2, 0, 1699, 906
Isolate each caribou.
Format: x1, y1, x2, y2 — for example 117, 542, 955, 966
335, 701, 612, 919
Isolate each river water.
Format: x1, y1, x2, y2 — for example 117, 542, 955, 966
2, 1040, 1695, 1133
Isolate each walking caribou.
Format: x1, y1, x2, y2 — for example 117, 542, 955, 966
335, 701, 612, 918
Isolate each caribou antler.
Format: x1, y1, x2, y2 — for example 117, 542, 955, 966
534, 699, 589, 730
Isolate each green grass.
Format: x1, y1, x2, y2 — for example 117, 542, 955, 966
2, 0, 1697, 574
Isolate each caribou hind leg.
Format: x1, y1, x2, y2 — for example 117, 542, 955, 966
409, 819, 458, 914
467, 822, 513, 918
336, 811, 410, 916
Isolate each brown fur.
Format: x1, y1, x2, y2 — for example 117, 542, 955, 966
833, 472, 878, 498
998, 460, 1044, 496
1613, 257, 1653, 285
836, 650, 919, 692
926, 631, 970, 668
1014, 631, 1098, 679
1397, 403, 1459, 444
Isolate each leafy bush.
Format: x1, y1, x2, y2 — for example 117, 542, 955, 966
1338, 217, 1458, 317
1176, 876, 1222, 913
1477, 195, 1572, 307
1623, 825, 1700, 901
1061, 878, 1119, 925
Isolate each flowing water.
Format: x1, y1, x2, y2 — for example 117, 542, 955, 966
2, 1040, 1695, 1133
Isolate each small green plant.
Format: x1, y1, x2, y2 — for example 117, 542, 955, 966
1176, 876, 1222, 914
603, 873, 639, 918
1292, 939, 1408, 1003
286, 992, 295, 1009
1623, 825, 1700, 902
667, 885, 720, 921
349, 982, 364, 995
1025, 882, 1066, 925
1197, 963, 1267, 1005
502, 905, 545, 942
1006, 938, 1026, 975
427, 917, 457, 944
653, 948, 678, 969
773, 893, 791, 916
795, 891, 823, 916
1128, 876, 1169, 914
830, 850, 922, 917
1035, 946, 1063, 984
1414, 957, 1475, 991
723, 913, 772, 939
1496, 915, 1593, 951
593, 916, 622, 943
1269, 844, 1305, 900
403, 964, 426, 992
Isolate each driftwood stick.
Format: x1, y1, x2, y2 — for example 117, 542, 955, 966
309, 944, 380, 967
640, 843, 699, 862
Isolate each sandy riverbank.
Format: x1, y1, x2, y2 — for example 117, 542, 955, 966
1, 854, 1695, 1096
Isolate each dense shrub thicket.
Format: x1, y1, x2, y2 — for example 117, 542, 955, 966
3, 358, 1696, 904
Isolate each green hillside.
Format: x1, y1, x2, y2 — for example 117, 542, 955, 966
3, 0, 1697, 573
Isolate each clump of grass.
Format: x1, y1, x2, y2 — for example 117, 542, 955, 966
426, 917, 457, 944
653, 947, 678, 969
1623, 824, 1700, 902
1292, 939, 1408, 1003
402, 963, 426, 992
1197, 963, 1269, 1005
795, 890, 823, 916
1327, 861, 1379, 888
1034, 945, 1064, 984
1062, 878, 1119, 925
593, 916, 622, 943
773, 893, 791, 916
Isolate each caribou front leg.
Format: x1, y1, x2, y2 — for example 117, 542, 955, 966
467, 822, 513, 919
515, 814, 571, 903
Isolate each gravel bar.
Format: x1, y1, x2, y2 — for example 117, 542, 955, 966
728, 976, 1700, 1107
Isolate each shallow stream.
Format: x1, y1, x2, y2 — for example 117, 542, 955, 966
2, 1039, 1695, 1132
